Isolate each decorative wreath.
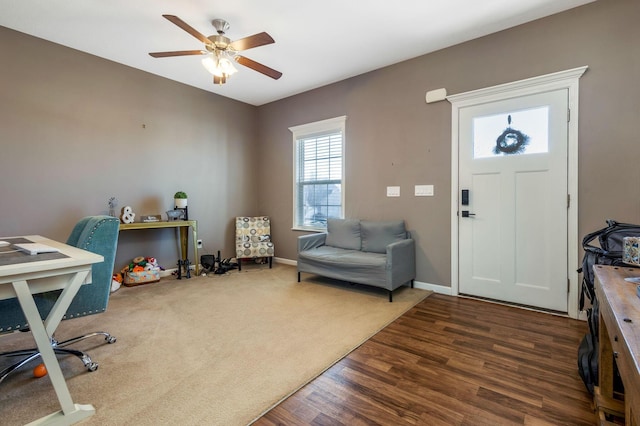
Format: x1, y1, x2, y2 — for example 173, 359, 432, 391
493, 115, 530, 155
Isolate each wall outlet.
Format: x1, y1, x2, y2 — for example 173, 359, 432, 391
196, 239, 203, 249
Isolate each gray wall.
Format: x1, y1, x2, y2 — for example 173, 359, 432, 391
1, 0, 637, 287
0, 26, 259, 271
256, 0, 640, 287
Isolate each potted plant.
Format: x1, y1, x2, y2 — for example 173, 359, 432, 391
174, 191, 188, 208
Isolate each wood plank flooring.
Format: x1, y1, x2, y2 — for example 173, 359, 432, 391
254, 293, 596, 425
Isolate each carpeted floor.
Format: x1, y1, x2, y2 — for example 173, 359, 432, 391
0, 264, 429, 425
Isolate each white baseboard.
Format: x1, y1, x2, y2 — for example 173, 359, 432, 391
413, 280, 453, 295
160, 264, 199, 277
274, 257, 454, 295
274, 257, 296, 267
202, 257, 586, 320
162, 258, 294, 276
160, 269, 175, 278
161, 258, 290, 277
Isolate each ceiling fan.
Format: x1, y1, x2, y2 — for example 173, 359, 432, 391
149, 15, 282, 85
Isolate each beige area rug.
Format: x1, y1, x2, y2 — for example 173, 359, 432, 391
0, 264, 429, 425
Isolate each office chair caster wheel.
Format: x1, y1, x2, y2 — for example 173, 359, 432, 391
106, 336, 116, 344
80, 354, 98, 372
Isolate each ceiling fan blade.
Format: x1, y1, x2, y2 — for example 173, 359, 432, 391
149, 50, 207, 58
236, 56, 282, 80
162, 14, 210, 45
229, 32, 275, 51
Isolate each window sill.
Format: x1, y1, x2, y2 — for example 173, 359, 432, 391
291, 226, 325, 233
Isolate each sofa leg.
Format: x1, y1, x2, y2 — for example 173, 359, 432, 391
411, 279, 414, 288
238, 259, 242, 272
388, 290, 393, 303
297, 272, 301, 282
269, 257, 273, 269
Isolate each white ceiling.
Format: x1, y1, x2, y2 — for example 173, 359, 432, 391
1, 0, 595, 106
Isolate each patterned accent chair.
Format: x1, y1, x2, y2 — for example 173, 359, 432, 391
0, 216, 120, 383
235, 216, 275, 271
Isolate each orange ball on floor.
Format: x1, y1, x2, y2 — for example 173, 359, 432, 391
33, 363, 47, 378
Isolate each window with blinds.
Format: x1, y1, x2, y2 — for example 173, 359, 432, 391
290, 116, 346, 230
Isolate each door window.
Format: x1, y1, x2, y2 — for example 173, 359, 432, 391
473, 106, 549, 158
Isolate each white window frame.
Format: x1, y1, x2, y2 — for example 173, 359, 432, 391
290, 116, 346, 231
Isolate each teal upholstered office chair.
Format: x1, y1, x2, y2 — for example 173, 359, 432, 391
0, 215, 120, 383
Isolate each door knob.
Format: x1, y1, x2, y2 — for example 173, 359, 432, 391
461, 211, 476, 218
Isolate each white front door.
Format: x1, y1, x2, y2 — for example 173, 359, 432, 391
457, 89, 569, 312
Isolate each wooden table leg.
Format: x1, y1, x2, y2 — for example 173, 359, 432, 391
178, 225, 199, 275
179, 226, 188, 261
191, 222, 198, 275
595, 308, 624, 421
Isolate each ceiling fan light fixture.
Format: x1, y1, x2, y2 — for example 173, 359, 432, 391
201, 52, 238, 80
219, 57, 238, 75
201, 54, 218, 74
151, 15, 281, 85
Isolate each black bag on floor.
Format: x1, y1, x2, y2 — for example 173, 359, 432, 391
576, 219, 639, 394
577, 298, 599, 394
578, 331, 598, 394
578, 219, 640, 311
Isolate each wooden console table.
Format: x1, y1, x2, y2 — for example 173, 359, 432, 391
594, 265, 640, 425
119, 220, 199, 275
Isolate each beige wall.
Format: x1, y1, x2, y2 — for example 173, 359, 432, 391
0, 26, 259, 271
256, 0, 640, 287
1, 0, 637, 286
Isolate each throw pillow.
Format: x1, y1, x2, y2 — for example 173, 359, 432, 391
325, 218, 361, 250
361, 220, 407, 253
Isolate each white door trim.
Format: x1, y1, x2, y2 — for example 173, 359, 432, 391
448, 66, 588, 319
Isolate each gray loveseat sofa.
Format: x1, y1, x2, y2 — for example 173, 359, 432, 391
297, 218, 416, 301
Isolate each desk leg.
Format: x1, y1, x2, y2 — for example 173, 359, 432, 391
594, 309, 624, 421
192, 223, 198, 275
178, 224, 199, 275
179, 226, 188, 262
599, 314, 614, 398
12, 274, 95, 425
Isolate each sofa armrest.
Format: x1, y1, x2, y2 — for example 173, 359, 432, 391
298, 232, 327, 252
386, 238, 416, 286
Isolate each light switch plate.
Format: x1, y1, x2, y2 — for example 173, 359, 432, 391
386, 186, 400, 197
415, 185, 434, 196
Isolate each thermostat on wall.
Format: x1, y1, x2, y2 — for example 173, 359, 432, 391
426, 88, 447, 104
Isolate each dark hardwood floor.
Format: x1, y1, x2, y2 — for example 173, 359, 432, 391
254, 293, 596, 425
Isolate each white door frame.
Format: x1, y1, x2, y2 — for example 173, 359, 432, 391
448, 66, 588, 319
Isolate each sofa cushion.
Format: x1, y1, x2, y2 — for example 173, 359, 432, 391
325, 218, 361, 250
361, 220, 406, 253
298, 246, 385, 267
297, 245, 387, 288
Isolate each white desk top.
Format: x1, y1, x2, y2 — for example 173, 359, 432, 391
0, 235, 103, 297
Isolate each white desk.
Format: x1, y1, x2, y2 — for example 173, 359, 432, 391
0, 235, 103, 425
